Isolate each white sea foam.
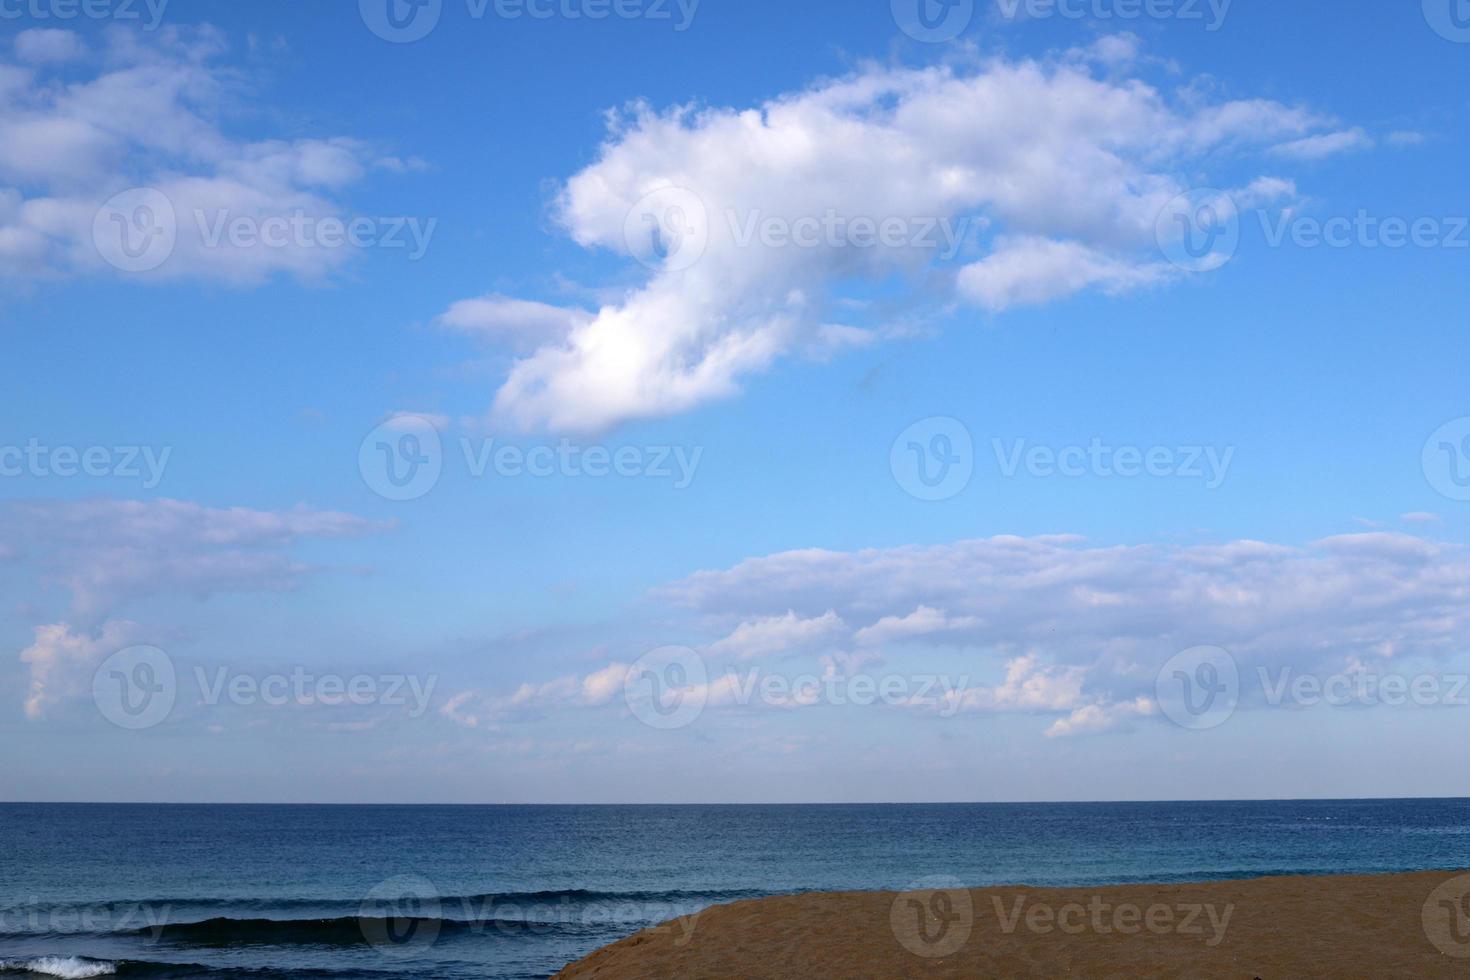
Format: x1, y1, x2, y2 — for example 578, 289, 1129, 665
0, 957, 117, 978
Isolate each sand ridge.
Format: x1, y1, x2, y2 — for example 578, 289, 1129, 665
555, 870, 1470, 979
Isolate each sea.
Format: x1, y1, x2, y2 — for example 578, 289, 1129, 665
2, 799, 1469, 979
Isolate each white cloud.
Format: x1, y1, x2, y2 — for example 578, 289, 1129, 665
441, 661, 634, 729
1235, 176, 1298, 208
1270, 127, 1373, 160
665, 533, 1470, 722
1387, 131, 1427, 147
447, 44, 1350, 432
707, 609, 846, 660
956, 236, 1172, 312
1045, 696, 1156, 738
0, 27, 404, 283
1, 498, 386, 620
853, 605, 980, 646
437, 294, 594, 352
13, 29, 87, 64
20, 619, 141, 719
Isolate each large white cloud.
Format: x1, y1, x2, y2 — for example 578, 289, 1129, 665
450, 42, 1353, 432
0, 27, 405, 283
6, 498, 387, 719
439, 532, 1470, 738
663, 533, 1470, 670
1, 497, 385, 619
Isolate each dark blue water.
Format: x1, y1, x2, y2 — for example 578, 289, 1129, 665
2, 800, 1469, 979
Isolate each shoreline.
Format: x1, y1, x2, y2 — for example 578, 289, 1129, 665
555, 870, 1470, 978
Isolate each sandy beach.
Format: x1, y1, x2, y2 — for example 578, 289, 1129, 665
555, 871, 1470, 979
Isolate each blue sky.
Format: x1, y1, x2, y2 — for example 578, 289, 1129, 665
3, 0, 1470, 803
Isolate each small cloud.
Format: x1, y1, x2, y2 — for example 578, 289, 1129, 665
383, 411, 451, 432
1270, 128, 1373, 160
1235, 176, 1298, 208
1045, 696, 1156, 738
438, 295, 593, 353
1401, 511, 1442, 524
14, 29, 87, 64
708, 610, 846, 660
1387, 131, 1427, 147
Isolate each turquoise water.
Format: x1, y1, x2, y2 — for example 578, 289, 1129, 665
2, 800, 1469, 978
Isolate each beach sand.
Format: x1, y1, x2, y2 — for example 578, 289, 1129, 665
555, 870, 1470, 978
